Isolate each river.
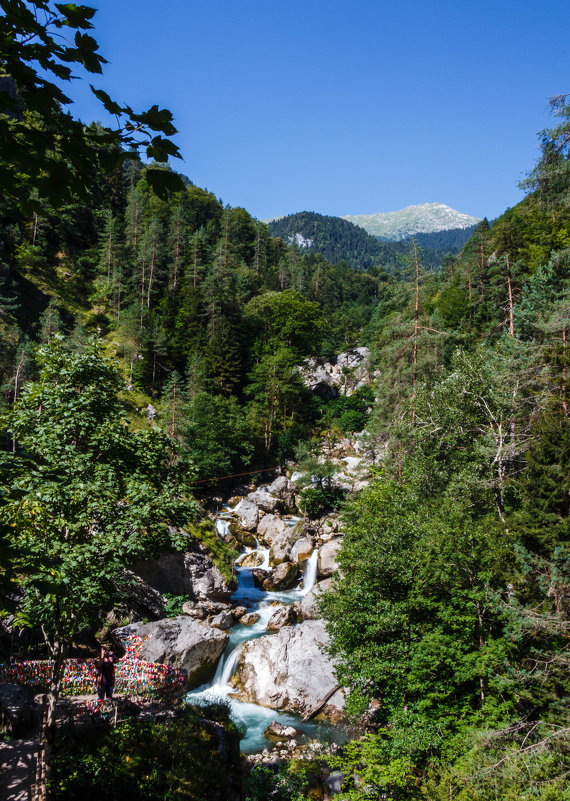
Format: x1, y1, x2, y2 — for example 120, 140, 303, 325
186, 513, 338, 753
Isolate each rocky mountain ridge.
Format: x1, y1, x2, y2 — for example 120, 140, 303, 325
343, 202, 481, 240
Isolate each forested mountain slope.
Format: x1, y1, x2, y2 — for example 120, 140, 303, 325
1, 4, 569, 797
266, 210, 408, 271
266, 210, 471, 270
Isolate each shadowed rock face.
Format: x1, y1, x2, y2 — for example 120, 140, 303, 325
231, 620, 344, 721
300, 578, 333, 621
133, 543, 234, 603
113, 617, 228, 687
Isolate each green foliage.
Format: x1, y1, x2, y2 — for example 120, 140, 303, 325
0, 336, 194, 713
298, 486, 346, 518
243, 764, 310, 801
48, 708, 241, 800
187, 518, 238, 585
0, 1, 183, 213
163, 593, 188, 617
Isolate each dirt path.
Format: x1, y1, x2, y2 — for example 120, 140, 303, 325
0, 738, 37, 801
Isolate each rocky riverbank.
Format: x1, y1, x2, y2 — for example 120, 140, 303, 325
102, 446, 372, 757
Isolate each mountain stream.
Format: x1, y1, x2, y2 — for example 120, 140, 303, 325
187, 511, 338, 753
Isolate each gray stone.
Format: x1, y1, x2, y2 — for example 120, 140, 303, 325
266, 476, 296, 508
263, 562, 298, 591
232, 620, 344, 720
269, 529, 296, 565
264, 720, 299, 740
300, 579, 332, 620
237, 551, 265, 568
0, 684, 35, 737
235, 499, 259, 531
233, 606, 247, 619
209, 611, 234, 630
228, 521, 256, 548
317, 539, 342, 578
240, 612, 260, 625
113, 617, 228, 687
247, 488, 281, 512
266, 604, 298, 631
256, 514, 288, 546
251, 569, 267, 588
120, 570, 166, 619
291, 537, 314, 564
324, 771, 344, 795
133, 542, 234, 603
182, 601, 207, 620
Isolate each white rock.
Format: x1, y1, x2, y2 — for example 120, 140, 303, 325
291, 537, 314, 564
113, 617, 227, 686
232, 620, 344, 720
317, 539, 342, 578
300, 578, 332, 620
257, 514, 288, 546
247, 488, 280, 512
235, 499, 259, 531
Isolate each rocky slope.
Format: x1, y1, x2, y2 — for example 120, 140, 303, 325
343, 202, 481, 240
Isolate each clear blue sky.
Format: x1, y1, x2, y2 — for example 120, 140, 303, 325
69, 0, 570, 221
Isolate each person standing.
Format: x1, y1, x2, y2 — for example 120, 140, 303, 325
95, 647, 116, 701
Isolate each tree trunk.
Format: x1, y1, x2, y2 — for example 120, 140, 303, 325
506, 255, 515, 336
38, 636, 68, 799
563, 325, 568, 416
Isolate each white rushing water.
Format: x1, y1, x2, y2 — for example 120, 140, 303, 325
186, 520, 333, 753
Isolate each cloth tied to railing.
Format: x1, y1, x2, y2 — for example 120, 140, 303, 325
0, 637, 187, 703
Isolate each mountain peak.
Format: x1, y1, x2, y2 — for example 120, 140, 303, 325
342, 203, 481, 240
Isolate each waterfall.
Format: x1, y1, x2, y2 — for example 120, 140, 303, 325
215, 518, 230, 538
212, 643, 242, 688
186, 510, 338, 754
300, 549, 318, 595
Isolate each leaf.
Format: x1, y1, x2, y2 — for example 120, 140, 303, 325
145, 168, 185, 199
89, 85, 124, 116
55, 3, 96, 28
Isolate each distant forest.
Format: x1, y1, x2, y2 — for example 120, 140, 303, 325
267, 211, 476, 272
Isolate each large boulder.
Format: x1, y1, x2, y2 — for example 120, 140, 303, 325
247, 488, 281, 513
113, 617, 228, 687
269, 530, 296, 565
267, 604, 299, 631
237, 551, 265, 568
133, 542, 234, 603
263, 562, 298, 591
291, 537, 314, 564
300, 578, 332, 620
266, 476, 296, 507
317, 539, 342, 578
264, 720, 299, 740
256, 514, 289, 546
234, 499, 259, 531
232, 620, 344, 720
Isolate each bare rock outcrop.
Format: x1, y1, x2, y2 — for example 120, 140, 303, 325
113, 617, 228, 687
263, 562, 298, 591
256, 514, 289, 546
300, 578, 333, 620
133, 542, 234, 604
234, 499, 259, 531
231, 620, 344, 721
317, 539, 342, 578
